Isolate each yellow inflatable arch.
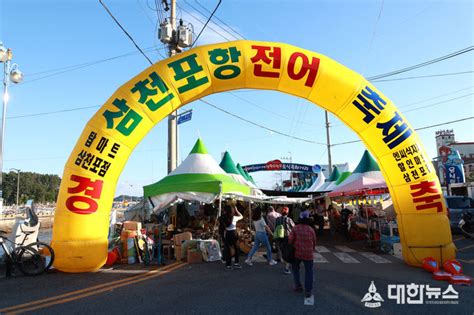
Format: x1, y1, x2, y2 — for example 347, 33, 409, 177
51, 40, 455, 272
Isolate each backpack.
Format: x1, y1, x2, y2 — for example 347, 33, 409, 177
273, 224, 285, 239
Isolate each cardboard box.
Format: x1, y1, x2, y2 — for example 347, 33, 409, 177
174, 232, 192, 260
123, 221, 142, 232
174, 232, 192, 246
120, 230, 137, 240
187, 250, 202, 264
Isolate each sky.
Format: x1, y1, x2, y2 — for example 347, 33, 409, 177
1, 0, 473, 196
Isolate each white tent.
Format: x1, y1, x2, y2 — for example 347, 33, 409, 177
305, 168, 326, 192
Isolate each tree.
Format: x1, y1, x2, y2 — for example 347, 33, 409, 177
2, 171, 61, 205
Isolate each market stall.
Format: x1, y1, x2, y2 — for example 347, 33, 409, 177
325, 151, 400, 255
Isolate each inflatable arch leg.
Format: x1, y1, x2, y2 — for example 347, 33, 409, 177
52, 40, 455, 272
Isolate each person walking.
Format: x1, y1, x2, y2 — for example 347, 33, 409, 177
289, 211, 316, 304
223, 205, 243, 270
315, 200, 325, 235
266, 206, 281, 232
340, 205, 353, 241
218, 211, 228, 264
274, 206, 295, 274
245, 208, 278, 266
327, 204, 337, 237
266, 206, 281, 254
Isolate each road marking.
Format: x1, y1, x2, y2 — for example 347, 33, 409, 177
453, 236, 465, 241
333, 252, 360, 263
313, 253, 329, 263
0, 262, 185, 314
335, 245, 355, 253
315, 246, 330, 253
459, 258, 474, 264
359, 252, 392, 263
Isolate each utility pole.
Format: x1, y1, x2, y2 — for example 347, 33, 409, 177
325, 110, 332, 177
167, 0, 178, 174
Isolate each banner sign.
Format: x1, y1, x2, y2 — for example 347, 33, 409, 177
439, 146, 465, 184
243, 161, 315, 173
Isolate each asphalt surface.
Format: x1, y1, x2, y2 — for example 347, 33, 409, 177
0, 235, 473, 315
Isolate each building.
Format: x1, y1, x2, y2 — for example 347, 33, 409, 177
433, 129, 474, 185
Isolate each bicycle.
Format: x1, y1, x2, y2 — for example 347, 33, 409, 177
0, 230, 55, 276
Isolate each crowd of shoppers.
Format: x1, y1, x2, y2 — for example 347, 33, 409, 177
219, 202, 319, 304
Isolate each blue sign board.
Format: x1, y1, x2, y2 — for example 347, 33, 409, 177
177, 111, 192, 125
444, 148, 465, 184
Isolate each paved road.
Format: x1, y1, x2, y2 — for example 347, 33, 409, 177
0, 237, 472, 314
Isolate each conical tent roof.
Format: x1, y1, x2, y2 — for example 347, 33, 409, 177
244, 169, 254, 183
249, 175, 257, 185
236, 163, 251, 181
327, 166, 341, 182
219, 151, 255, 187
352, 150, 380, 173
236, 163, 259, 188
306, 170, 326, 192
219, 151, 240, 175
316, 166, 339, 191
144, 138, 251, 209
329, 150, 386, 197
334, 163, 352, 185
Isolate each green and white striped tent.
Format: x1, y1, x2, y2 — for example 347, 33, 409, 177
143, 138, 251, 211
328, 150, 386, 197
316, 165, 341, 192
219, 151, 264, 196
325, 163, 352, 191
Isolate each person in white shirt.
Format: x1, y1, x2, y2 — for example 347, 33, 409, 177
223, 205, 243, 270
245, 208, 278, 266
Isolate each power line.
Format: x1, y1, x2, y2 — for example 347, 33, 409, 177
26, 48, 155, 77
177, 4, 232, 42
415, 116, 474, 131
227, 92, 320, 128
195, 0, 246, 39
398, 86, 473, 109
183, 0, 235, 39
372, 70, 474, 83
200, 98, 327, 145
367, 46, 474, 81
403, 93, 473, 113
10, 88, 471, 137
192, 0, 222, 47
99, 0, 153, 65
7, 105, 100, 120
185, 0, 243, 40
18, 47, 164, 85
331, 116, 474, 147
363, 0, 385, 73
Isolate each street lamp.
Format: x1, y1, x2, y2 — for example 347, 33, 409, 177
0, 42, 23, 211
10, 168, 20, 209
